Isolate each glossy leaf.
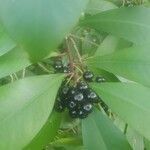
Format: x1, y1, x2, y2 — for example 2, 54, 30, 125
0, 0, 89, 62
0, 47, 31, 79
82, 109, 131, 150
80, 7, 150, 44
87, 45, 150, 87
25, 112, 61, 150
0, 74, 64, 150
92, 83, 150, 141
0, 24, 16, 56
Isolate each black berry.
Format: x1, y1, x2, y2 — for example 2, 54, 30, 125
83, 71, 94, 82
67, 100, 77, 110
63, 65, 71, 73
86, 89, 99, 103
55, 100, 65, 112
73, 91, 84, 102
77, 81, 88, 91
61, 86, 70, 96
78, 109, 88, 119
95, 76, 106, 83
69, 109, 78, 118
82, 103, 93, 113
68, 86, 78, 95
53, 60, 63, 72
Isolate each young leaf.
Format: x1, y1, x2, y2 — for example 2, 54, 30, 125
0, 47, 31, 79
80, 7, 150, 44
0, 0, 89, 62
0, 74, 64, 150
82, 109, 131, 150
24, 112, 61, 150
92, 83, 150, 141
87, 45, 150, 87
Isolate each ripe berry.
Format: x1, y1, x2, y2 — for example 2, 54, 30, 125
86, 89, 99, 103
73, 91, 84, 102
53, 60, 63, 72
77, 81, 88, 91
83, 71, 94, 82
69, 109, 78, 118
82, 103, 93, 113
78, 109, 88, 119
95, 76, 106, 83
63, 65, 71, 73
68, 87, 78, 95
55, 100, 65, 112
61, 86, 70, 96
67, 100, 77, 110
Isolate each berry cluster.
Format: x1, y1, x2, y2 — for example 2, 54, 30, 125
55, 70, 108, 119
55, 80, 99, 119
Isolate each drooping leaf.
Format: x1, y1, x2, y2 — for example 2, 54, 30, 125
92, 82, 150, 141
0, 24, 16, 56
82, 109, 131, 150
0, 74, 64, 150
25, 112, 61, 150
80, 7, 150, 44
0, 47, 31, 79
0, 0, 89, 62
87, 45, 150, 87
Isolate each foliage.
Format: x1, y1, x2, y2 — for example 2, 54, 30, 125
0, 0, 150, 150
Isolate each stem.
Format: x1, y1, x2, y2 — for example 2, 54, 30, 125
13, 73, 18, 80
66, 37, 78, 81
70, 34, 99, 47
69, 37, 83, 67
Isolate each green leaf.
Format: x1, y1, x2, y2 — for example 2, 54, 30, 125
95, 35, 132, 56
87, 45, 150, 87
80, 7, 150, 44
0, 24, 16, 56
92, 82, 150, 141
85, 0, 117, 15
0, 0, 89, 62
25, 112, 61, 150
0, 47, 31, 79
82, 109, 131, 150
0, 74, 64, 150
